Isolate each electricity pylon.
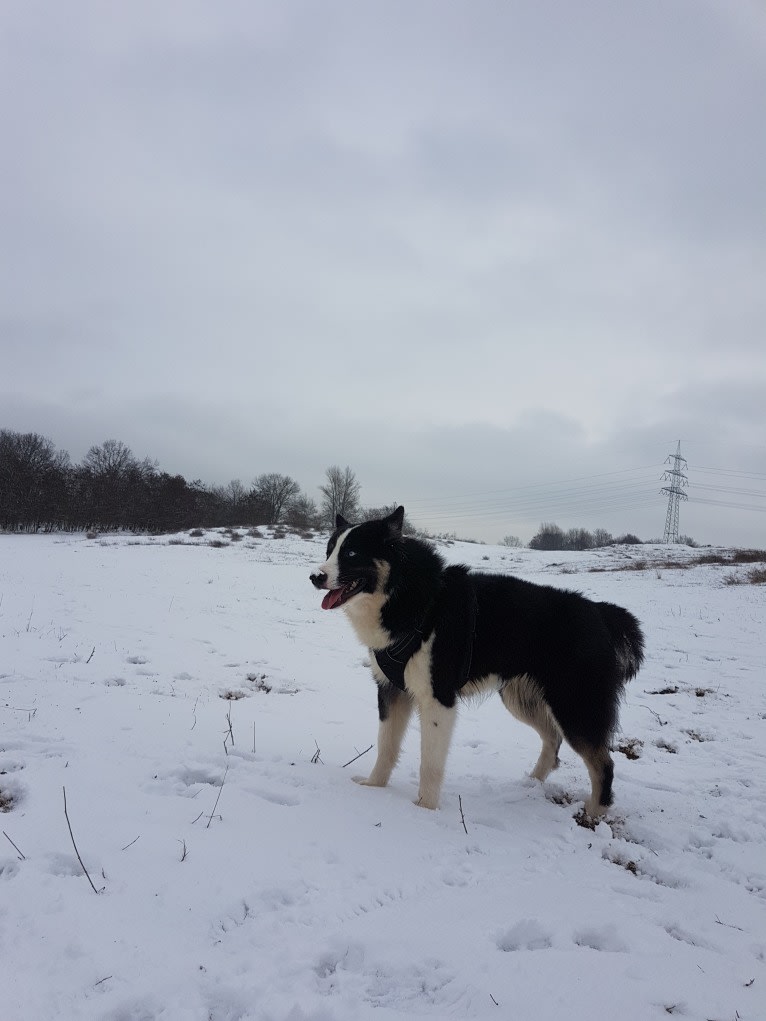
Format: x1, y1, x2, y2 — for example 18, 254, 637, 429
661, 441, 688, 543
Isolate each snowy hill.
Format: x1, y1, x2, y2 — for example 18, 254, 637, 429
1, 529, 764, 1021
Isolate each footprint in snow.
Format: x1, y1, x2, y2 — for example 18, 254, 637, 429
496, 919, 553, 952
245, 784, 300, 808
573, 923, 629, 953
46, 852, 100, 879
0, 774, 25, 812
149, 765, 227, 798
664, 922, 714, 949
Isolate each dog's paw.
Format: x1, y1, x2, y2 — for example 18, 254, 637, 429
574, 803, 608, 829
352, 775, 386, 787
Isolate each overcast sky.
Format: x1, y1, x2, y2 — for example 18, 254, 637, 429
2, 0, 765, 545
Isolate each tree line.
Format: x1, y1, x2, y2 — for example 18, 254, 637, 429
521, 521, 696, 549
0, 430, 367, 534
524, 522, 642, 551
1, 429, 653, 545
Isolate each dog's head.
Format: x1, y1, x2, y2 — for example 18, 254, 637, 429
310, 506, 404, 610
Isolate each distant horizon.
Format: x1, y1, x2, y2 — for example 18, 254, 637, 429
3, 423, 762, 549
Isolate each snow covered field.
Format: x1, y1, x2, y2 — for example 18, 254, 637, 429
1, 529, 764, 1021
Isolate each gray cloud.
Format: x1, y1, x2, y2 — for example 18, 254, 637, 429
2, 0, 765, 545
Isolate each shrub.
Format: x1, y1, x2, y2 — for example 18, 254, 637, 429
529, 523, 565, 551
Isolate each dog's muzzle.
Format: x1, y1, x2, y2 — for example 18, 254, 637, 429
310, 571, 328, 590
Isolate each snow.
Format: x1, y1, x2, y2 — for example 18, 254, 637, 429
1, 529, 764, 1021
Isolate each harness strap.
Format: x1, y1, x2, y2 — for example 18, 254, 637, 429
373, 569, 478, 693
373, 629, 424, 690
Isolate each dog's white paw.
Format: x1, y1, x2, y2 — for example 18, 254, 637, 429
352, 775, 386, 787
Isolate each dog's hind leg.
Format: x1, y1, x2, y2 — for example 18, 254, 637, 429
415, 698, 457, 810
569, 740, 615, 818
529, 725, 563, 783
500, 678, 563, 782
353, 684, 413, 789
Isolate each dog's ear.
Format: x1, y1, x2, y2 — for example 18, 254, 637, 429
384, 505, 405, 541
335, 513, 350, 530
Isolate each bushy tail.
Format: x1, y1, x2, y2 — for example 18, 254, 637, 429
600, 602, 645, 681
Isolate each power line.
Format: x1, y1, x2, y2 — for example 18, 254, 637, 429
406, 480, 659, 518
404, 464, 659, 509
692, 483, 766, 499
695, 466, 766, 481
689, 496, 766, 513
415, 494, 660, 525
399, 454, 766, 535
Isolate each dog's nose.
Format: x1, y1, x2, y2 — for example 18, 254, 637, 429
310, 571, 327, 589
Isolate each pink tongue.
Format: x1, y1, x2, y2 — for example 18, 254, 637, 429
322, 588, 345, 610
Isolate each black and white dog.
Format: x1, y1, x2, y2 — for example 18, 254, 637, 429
310, 506, 644, 818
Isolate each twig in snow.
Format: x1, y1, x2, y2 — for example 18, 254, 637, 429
223, 704, 234, 754
637, 704, 667, 726
458, 794, 469, 835
93, 976, 112, 988
310, 741, 322, 764
86, 646, 95, 664
206, 764, 229, 829
342, 744, 373, 768
190, 695, 200, 731
490, 994, 499, 1006
3, 830, 25, 860
4, 706, 37, 717
178, 838, 188, 861
62, 786, 102, 894
714, 915, 744, 931
120, 835, 140, 851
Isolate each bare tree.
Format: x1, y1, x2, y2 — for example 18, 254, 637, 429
319, 465, 361, 526
0, 430, 70, 531
284, 493, 321, 530
500, 535, 522, 548
252, 473, 300, 524
564, 527, 594, 551
80, 439, 159, 530
528, 522, 566, 551
592, 528, 613, 548
83, 439, 137, 478
224, 479, 248, 523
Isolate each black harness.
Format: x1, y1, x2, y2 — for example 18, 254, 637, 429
373, 580, 478, 693
373, 629, 425, 690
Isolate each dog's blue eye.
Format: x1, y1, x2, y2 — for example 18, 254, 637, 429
346, 550, 356, 557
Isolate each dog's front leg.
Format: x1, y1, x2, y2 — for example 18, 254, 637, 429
415, 698, 457, 810
353, 683, 413, 789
